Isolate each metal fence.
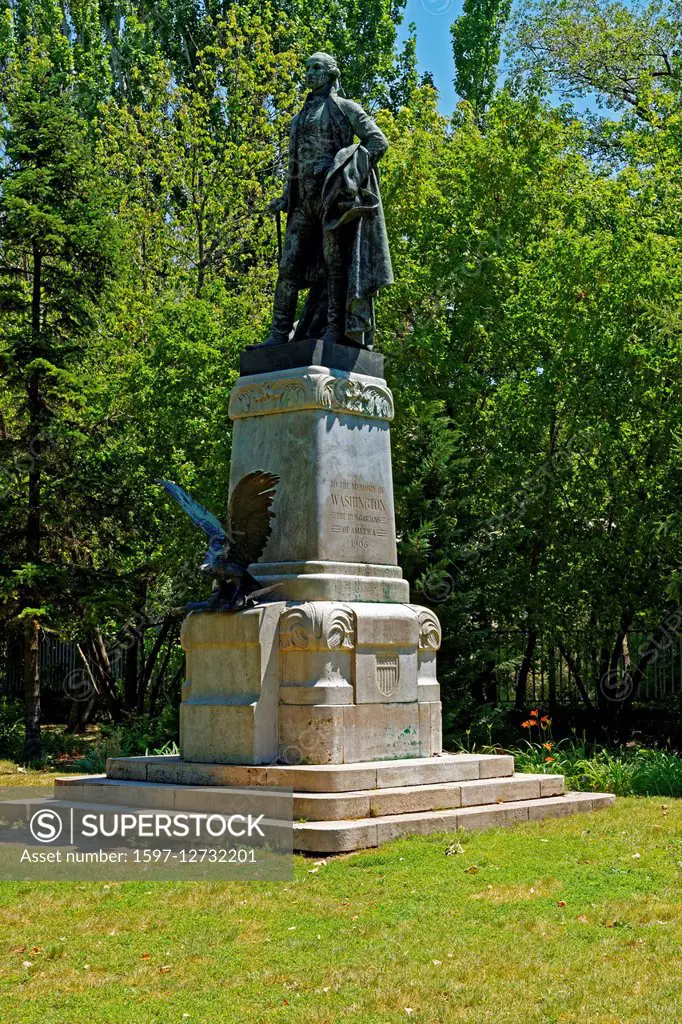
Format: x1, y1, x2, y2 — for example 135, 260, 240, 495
0, 634, 124, 699
3, 628, 681, 708
491, 631, 682, 706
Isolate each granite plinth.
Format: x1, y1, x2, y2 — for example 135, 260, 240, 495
241, 337, 384, 378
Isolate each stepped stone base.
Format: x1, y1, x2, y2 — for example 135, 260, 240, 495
54, 752, 615, 854
294, 792, 616, 853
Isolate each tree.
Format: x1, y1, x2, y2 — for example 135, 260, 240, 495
0, 39, 121, 757
512, 0, 681, 121
452, 0, 513, 120
378, 81, 682, 729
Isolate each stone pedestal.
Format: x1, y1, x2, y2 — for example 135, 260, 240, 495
75, 339, 614, 851
180, 599, 442, 766
177, 340, 442, 767
228, 352, 407, 603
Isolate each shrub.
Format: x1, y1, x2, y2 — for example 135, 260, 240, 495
75, 704, 180, 773
513, 739, 682, 797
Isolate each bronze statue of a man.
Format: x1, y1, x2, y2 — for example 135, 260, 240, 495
265, 52, 393, 350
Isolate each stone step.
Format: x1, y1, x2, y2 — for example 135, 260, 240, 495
293, 773, 565, 821
49, 781, 615, 853
56, 772, 565, 821
102, 752, 515, 792
292, 792, 616, 853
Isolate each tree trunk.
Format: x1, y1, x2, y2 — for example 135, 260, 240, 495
557, 639, 594, 711
23, 620, 41, 761
82, 631, 122, 721
615, 608, 680, 737
124, 634, 140, 712
600, 610, 634, 728
515, 627, 538, 710
148, 626, 178, 717
66, 693, 96, 733
23, 245, 43, 760
137, 614, 180, 713
597, 645, 611, 715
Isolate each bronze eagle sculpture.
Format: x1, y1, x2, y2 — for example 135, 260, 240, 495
159, 471, 280, 611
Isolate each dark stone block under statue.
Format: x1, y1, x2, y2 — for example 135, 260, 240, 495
242, 337, 385, 377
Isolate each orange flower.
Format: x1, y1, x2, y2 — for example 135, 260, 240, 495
530, 709, 539, 718
544, 756, 555, 763
543, 742, 553, 750
541, 715, 551, 725
521, 720, 533, 729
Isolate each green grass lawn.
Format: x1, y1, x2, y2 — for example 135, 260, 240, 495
0, 796, 680, 1023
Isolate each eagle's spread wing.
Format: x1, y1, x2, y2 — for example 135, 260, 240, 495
226, 471, 279, 567
159, 480, 226, 541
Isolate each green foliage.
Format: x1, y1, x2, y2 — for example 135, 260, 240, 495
0, 697, 24, 759
377, 47, 682, 714
512, 0, 681, 119
2, 0, 682, 746
514, 739, 682, 797
452, 0, 513, 118
74, 706, 179, 772
0, 37, 122, 624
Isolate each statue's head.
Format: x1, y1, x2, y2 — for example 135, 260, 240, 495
305, 52, 340, 93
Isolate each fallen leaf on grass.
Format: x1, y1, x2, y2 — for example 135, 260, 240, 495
141, 954, 151, 960
432, 959, 442, 966
159, 965, 172, 973
576, 915, 589, 924
13, 947, 26, 955
445, 842, 464, 856
556, 901, 567, 907
464, 866, 479, 875
22, 961, 32, 969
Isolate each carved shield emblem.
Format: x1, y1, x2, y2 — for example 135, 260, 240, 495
376, 655, 399, 698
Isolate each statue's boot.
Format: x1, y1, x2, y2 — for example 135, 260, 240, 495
263, 280, 297, 345
321, 274, 348, 345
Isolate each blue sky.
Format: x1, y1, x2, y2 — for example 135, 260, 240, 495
398, 0, 620, 115
399, 0, 462, 112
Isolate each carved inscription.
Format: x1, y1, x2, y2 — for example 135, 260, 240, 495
328, 479, 389, 550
